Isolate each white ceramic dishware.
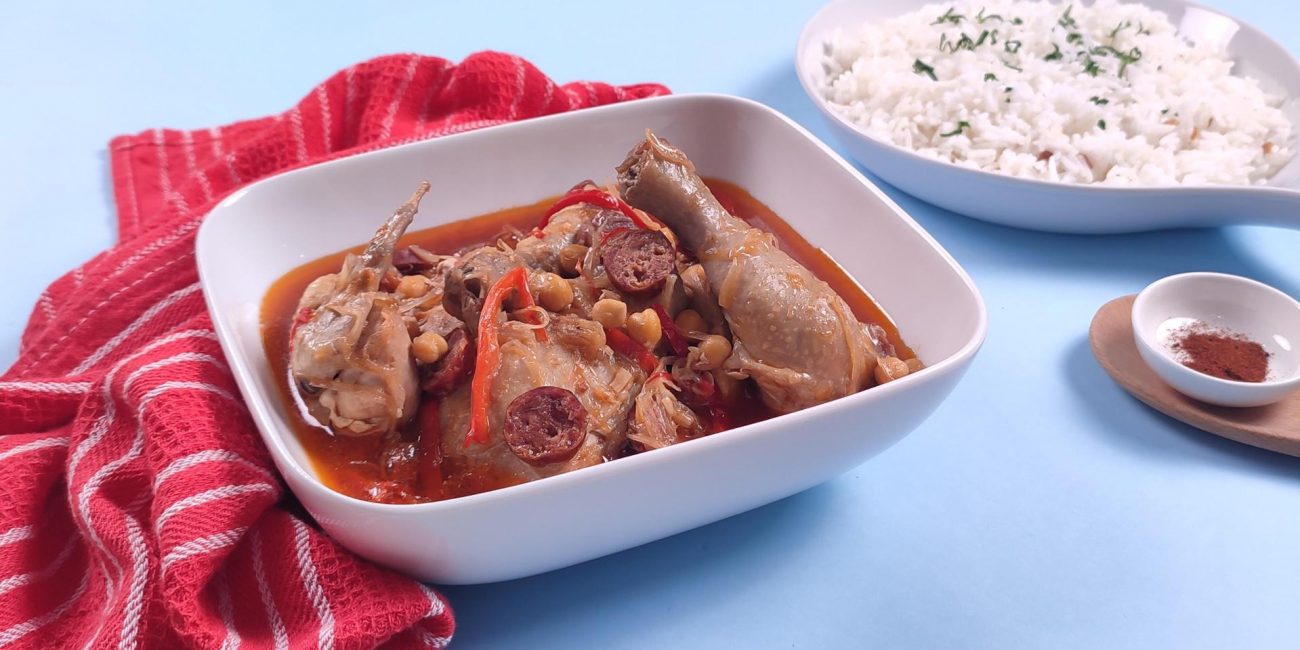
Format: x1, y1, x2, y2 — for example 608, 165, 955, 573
197, 94, 987, 584
1132, 272, 1300, 407
796, 0, 1300, 233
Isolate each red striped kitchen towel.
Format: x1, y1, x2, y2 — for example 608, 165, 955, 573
0, 51, 669, 649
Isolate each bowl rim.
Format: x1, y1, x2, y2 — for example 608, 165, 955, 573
196, 92, 989, 516
1131, 271, 1300, 388
794, 0, 1300, 196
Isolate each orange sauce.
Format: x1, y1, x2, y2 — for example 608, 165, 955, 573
260, 179, 911, 503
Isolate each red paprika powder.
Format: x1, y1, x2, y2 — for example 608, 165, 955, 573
1169, 323, 1270, 383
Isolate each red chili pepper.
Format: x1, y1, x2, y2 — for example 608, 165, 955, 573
651, 304, 691, 357
537, 188, 659, 232
466, 266, 536, 446
416, 400, 444, 498
605, 327, 658, 375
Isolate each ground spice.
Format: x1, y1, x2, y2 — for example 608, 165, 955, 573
1169, 323, 1270, 382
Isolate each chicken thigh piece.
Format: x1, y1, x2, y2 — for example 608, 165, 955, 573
617, 133, 880, 412
290, 182, 430, 436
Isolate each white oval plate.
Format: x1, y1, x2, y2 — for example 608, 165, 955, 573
797, 0, 1300, 233
197, 94, 987, 584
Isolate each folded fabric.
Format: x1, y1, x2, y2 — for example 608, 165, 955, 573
0, 51, 668, 648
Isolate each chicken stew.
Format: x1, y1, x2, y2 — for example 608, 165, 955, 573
261, 133, 920, 504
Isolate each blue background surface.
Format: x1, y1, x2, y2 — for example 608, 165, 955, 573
4, 1, 1300, 647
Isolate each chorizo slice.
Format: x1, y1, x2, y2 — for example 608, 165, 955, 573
504, 386, 588, 465
600, 229, 675, 296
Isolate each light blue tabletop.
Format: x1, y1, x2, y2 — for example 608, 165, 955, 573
4, 1, 1300, 647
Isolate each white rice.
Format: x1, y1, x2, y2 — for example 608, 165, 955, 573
818, 0, 1294, 185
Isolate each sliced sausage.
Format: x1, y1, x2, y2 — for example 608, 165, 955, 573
420, 328, 474, 396
600, 229, 675, 296
504, 386, 587, 465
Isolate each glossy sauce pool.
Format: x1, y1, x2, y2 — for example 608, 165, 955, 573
261, 179, 915, 503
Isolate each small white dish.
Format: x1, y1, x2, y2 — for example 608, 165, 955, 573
796, 0, 1300, 233
1132, 272, 1300, 407
197, 94, 986, 584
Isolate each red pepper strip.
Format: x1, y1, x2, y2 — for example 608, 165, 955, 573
537, 188, 659, 232
605, 327, 658, 375
416, 400, 445, 498
652, 304, 691, 357
466, 266, 532, 446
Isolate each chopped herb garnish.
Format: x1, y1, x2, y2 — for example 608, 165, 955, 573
984, 72, 998, 81
942, 30, 997, 53
1098, 119, 1107, 130
939, 121, 971, 137
1161, 108, 1170, 114
1108, 20, 1131, 40
976, 7, 1003, 23
1137, 21, 1151, 35
1067, 32, 1083, 45
1082, 56, 1103, 76
1004, 86, 1013, 92
1005, 40, 1022, 53
1044, 44, 1063, 61
1059, 5, 1077, 29
1090, 96, 1110, 105
1011, 16, 1023, 25
1116, 46, 1142, 77
1090, 45, 1143, 77
932, 7, 964, 25
1003, 60, 1023, 72
913, 59, 938, 81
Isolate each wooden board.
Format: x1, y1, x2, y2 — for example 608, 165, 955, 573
1089, 295, 1300, 457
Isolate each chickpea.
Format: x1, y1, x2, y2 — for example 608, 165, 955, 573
557, 244, 589, 277
675, 309, 707, 335
696, 335, 732, 370
627, 308, 662, 348
592, 298, 627, 329
396, 274, 428, 299
411, 331, 449, 365
873, 356, 910, 384
535, 272, 573, 312
905, 358, 924, 374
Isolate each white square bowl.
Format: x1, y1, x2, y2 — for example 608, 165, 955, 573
196, 94, 987, 585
